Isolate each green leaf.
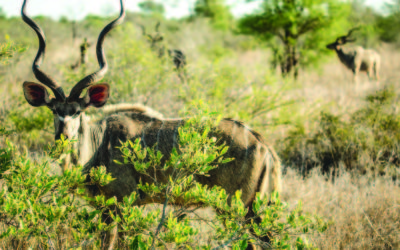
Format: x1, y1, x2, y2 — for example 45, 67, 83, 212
106, 197, 117, 206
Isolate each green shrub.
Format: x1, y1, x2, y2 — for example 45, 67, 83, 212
0, 36, 26, 65
94, 102, 326, 248
7, 106, 53, 149
280, 87, 400, 179
0, 129, 108, 249
0, 104, 326, 249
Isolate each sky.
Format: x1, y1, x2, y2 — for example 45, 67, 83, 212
0, 0, 392, 20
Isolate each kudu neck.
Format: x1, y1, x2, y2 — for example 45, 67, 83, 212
77, 113, 105, 166
335, 46, 345, 56
334, 46, 353, 67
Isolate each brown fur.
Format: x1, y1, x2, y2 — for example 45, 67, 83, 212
326, 30, 381, 83
83, 113, 281, 204
60, 103, 163, 172
21, 1, 280, 247
100, 103, 164, 119
82, 111, 282, 249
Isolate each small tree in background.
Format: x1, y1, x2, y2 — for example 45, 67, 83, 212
138, 0, 166, 16
377, 0, 400, 44
193, 0, 233, 30
0, 7, 6, 20
0, 36, 26, 65
348, 0, 380, 48
238, 0, 352, 79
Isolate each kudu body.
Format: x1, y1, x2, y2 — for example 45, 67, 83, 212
327, 28, 381, 83
70, 37, 91, 70
21, 1, 282, 249
140, 22, 187, 70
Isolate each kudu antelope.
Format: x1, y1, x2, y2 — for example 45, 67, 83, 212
21, 0, 282, 249
326, 27, 381, 84
140, 21, 187, 70
70, 37, 92, 70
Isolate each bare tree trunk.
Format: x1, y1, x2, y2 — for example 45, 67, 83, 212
281, 44, 299, 79
72, 21, 77, 43
292, 46, 299, 80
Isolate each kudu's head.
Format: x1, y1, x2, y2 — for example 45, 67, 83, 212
21, 0, 125, 141
140, 22, 164, 50
326, 27, 360, 50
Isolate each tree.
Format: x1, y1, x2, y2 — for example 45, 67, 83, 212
347, 0, 380, 47
138, 0, 166, 16
0, 7, 6, 19
194, 0, 233, 30
376, 0, 400, 43
0, 38, 26, 65
238, 0, 352, 79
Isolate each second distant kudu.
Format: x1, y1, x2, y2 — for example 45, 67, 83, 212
326, 27, 381, 84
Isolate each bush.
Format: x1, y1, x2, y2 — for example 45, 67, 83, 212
7, 105, 53, 150
0, 36, 26, 65
280, 87, 400, 179
0, 128, 106, 249
0, 104, 327, 249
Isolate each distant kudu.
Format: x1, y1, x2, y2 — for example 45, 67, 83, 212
70, 37, 92, 70
326, 27, 381, 84
21, 0, 281, 249
140, 22, 187, 70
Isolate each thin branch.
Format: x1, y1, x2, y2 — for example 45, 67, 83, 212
251, 100, 298, 119
274, 30, 285, 42
150, 191, 169, 249
362, 208, 393, 248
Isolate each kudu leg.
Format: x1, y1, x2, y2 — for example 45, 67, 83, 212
367, 67, 380, 88
374, 64, 380, 86
367, 69, 373, 81
61, 153, 71, 174
215, 205, 270, 249
352, 68, 360, 91
245, 206, 271, 250
177, 69, 187, 84
100, 207, 119, 250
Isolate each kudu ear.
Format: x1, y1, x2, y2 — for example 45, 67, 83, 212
84, 83, 110, 108
22, 81, 51, 107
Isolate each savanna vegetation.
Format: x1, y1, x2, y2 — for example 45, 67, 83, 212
0, 0, 400, 249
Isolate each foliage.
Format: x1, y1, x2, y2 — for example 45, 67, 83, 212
238, 0, 352, 77
0, 7, 6, 19
376, 0, 400, 44
347, 0, 380, 48
138, 1, 166, 16
0, 130, 111, 249
280, 87, 400, 179
6, 106, 53, 150
106, 102, 327, 248
83, 14, 109, 30
193, 0, 234, 30
0, 36, 26, 65
0, 104, 326, 248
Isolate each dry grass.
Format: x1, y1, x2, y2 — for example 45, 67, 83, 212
282, 168, 400, 249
